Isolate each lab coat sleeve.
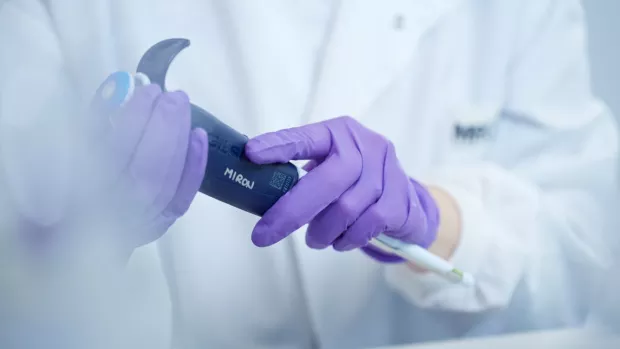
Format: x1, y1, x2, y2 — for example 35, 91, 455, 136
0, 2, 172, 347
385, 0, 619, 312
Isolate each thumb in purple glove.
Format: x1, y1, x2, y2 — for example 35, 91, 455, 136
245, 116, 440, 262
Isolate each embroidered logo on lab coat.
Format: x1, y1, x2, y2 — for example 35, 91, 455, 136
454, 123, 491, 142
452, 105, 499, 144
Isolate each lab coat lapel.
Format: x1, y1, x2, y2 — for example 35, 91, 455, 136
306, 0, 463, 123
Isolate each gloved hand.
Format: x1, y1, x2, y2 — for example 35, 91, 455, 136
17, 81, 209, 258
245, 116, 440, 262
76, 83, 209, 252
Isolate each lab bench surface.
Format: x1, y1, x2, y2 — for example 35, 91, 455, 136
372, 328, 620, 349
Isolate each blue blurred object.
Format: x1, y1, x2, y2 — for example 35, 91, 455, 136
92, 71, 134, 113
91, 71, 151, 118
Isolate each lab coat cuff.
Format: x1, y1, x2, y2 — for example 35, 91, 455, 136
384, 180, 501, 311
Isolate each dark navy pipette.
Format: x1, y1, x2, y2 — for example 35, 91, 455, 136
136, 38, 301, 216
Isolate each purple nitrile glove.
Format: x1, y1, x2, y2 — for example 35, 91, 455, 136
78, 83, 209, 251
15, 83, 209, 259
245, 116, 440, 263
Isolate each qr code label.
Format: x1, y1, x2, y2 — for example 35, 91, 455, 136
269, 172, 287, 190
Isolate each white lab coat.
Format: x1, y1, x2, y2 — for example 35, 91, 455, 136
0, 0, 618, 348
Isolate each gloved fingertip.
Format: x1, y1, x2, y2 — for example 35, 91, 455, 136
251, 234, 270, 247
159, 91, 190, 112
192, 127, 208, 146
191, 127, 209, 164
135, 83, 163, 98
360, 246, 405, 263
332, 242, 356, 252
305, 235, 329, 250
167, 90, 190, 104
245, 135, 271, 150
251, 220, 277, 247
302, 160, 319, 172
244, 138, 273, 164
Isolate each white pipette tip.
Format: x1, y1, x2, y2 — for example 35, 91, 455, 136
448, 268, 475, 287
461, 273, 475, 287
376, 236, 475, 286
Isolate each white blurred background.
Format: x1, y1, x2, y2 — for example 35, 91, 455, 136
583, 1, 620, 119
582, 1, 620, 333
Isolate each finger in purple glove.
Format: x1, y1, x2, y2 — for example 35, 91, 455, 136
245, 116, 440, 258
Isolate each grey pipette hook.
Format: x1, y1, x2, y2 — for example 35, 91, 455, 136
136, 38, 191, 91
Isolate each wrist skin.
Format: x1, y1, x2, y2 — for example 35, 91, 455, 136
407, 185, 462, 272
